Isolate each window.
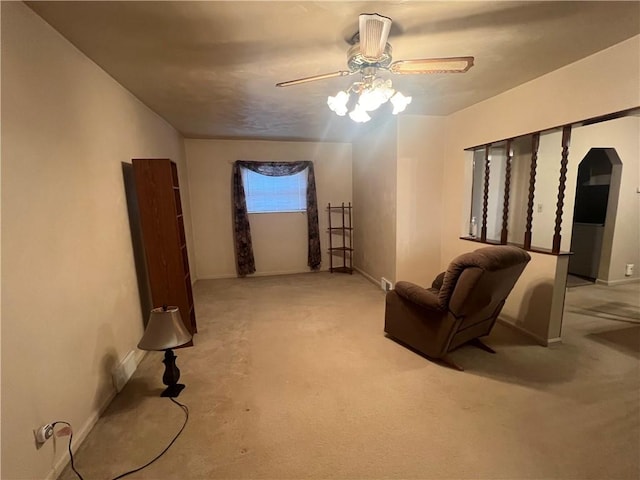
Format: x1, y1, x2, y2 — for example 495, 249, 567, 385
241, 167, 307, 213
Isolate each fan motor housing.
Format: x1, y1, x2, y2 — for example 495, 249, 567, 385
347, 43, 393, 71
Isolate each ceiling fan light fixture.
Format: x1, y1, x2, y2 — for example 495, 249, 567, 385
279, 13, 475, 123
328, 76, 411, 121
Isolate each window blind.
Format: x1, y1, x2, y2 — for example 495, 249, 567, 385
242, 167, 307, 213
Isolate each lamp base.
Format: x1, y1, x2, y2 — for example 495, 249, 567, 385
161, 383, 186, 398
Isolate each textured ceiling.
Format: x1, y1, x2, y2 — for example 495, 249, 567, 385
27, 1, 640, 143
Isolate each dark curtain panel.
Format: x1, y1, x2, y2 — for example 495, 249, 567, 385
304, 163, 321, 270
232, 163, 256, 276
232, 160, 321, 276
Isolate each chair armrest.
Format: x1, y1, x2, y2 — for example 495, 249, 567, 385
431, 272, 445, 290
394, 281, 443, 311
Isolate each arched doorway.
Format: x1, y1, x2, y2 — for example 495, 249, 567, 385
568, 148, 622, 285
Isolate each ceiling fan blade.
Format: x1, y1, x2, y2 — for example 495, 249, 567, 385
389, 57, 475, 74
359, 13, 392, 60
276, 71, 353, 87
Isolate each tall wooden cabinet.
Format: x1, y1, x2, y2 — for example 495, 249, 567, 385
132, 159, 197, 341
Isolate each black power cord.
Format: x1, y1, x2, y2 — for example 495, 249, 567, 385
51, 421, 84, 480
54, 397, 189, 480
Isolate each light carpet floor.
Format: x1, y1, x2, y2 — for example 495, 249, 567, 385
59, 272, 640, 479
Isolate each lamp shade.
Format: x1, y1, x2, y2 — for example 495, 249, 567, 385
138, 306, 192, 351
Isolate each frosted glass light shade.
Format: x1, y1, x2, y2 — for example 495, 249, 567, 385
390, 91, 412, 114
327, 90, 350, 116
138, 306, 192, 351
349, 105, 371, 123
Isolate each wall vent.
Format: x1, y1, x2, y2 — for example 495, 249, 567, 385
112, 350, 139, 393
381, 277, 393, 292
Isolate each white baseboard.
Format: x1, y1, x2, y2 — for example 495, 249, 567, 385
46, 350, 147, 480
197, 273, 240, 280
353, 267, 380, 289
250, 269, 327, 277
595, 277, 640, 286
496, 318, 556, 346
197, 268, 331, 280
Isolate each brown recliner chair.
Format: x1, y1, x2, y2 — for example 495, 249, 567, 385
384, 245, 531, 370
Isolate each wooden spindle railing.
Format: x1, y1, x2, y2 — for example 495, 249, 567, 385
523, 133, 540, 250
480, 145, 491, 242
552, 126, 572, 254
501, 139, 513, 244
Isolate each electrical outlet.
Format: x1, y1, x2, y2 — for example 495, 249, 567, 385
34, 424, 54, 446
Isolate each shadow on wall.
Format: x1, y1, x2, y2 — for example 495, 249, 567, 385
92, 342, 118, 414
513, 281, 555, 341
91, 323, 146, 414
122, 162, 153, 323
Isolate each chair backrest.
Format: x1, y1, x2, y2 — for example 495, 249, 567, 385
437, 246, 531, 349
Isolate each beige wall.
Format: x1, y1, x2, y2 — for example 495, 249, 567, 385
395, 115, 446, 285
352, 119, 398, 285
442, 35, 640, 342
1, 3, 192, 479
184, 139, 352, 278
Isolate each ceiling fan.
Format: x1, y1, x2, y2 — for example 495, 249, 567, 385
276, 13, 474, 122
277, 13, 474, 87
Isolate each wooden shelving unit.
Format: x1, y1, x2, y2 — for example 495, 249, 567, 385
132, 159, 197, 343
327, 202, 353, 274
